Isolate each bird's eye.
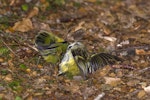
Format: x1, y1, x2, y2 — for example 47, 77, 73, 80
68, 45, 72, 49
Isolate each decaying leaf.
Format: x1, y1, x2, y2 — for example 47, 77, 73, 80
104, 77, 122, 87
27, 7, 39, 18
136, 49, 150, 55
12, 18, 33, 32
137, 90, 146, 99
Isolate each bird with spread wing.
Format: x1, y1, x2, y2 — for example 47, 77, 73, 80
59, 42, 123, 78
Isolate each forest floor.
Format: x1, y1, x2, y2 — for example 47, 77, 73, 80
0, 0, 150, 100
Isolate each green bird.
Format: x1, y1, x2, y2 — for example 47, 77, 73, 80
59, 42, 122, 78
35, 31, 69, 64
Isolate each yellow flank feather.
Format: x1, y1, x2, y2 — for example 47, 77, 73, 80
59, 50, 80, 76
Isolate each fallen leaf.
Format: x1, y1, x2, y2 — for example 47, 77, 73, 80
4, 74, 12, 81
103, 26, 111, 35
38, 65, 43, 69
137, 90, 146, 99
135, 49, 146, 55
126, 80, 140, 87
9, 0, 15, 6
98, 34, 117, 42
40, 23, 50, 30
104, 77, 121, 87
27, 7, 39, 18
32, 71, 37, 76
0, 58, 4, 62
12, 18, 33, 32
8, 60, 14, 67
74, 21, 85, 32
99, 66, 111, 76
69, 84, 80, 93
26, 95, 33, 100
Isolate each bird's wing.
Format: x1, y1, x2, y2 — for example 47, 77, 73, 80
71, 48, 89, 77
74, 56, 89, 77
35, 31, 55, 47
35, 31, 68, 54
35, 31, 68, 63
89, 53, 123, 72
71, 48, 88, 59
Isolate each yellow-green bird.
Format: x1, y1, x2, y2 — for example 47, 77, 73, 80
59, 42, 122, 78
35, 31, 69, 64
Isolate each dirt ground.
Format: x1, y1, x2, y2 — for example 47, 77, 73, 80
0, 0, 150, 100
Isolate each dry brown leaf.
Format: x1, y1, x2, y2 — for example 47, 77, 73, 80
74, 21, 85, 32
104, 77, 121, 87
69, 84, 80, 93
12, 18, 33, 32
103, 27, 111, 35
0, 58, 4, 62
26, 95, 33, 100
8, 60, 14, 67
40, 23, 50, 31
99, 66, 111, 76
27, 7, 39, 18
4, 74, 12, 81
135, 49, 146, 55
38, 65, 43, 69
137, 90, 146, 99
32, 71, 37, 76
9, 0, 15, 6
126, 80, 140, 87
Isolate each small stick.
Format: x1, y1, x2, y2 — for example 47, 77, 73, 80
23, 43, 38, 52
1, 38, 17, 56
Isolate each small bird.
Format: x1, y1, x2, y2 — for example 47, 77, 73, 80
59, 42, 122, 78
35, 31, 69, 64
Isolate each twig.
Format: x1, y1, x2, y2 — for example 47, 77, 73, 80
137, 67, 150, 75
23, 43, 38, 52
94, 92, 105, 100
36, 56, 41, 66
1, 38, 17, 56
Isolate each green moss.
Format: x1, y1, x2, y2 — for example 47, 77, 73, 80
1, 70, 9, 75
0, 47, 9, 56
21, 4, 29, 11
19, 64, 27, 70
73, 2, 81, 8
15, 96, 22, 100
